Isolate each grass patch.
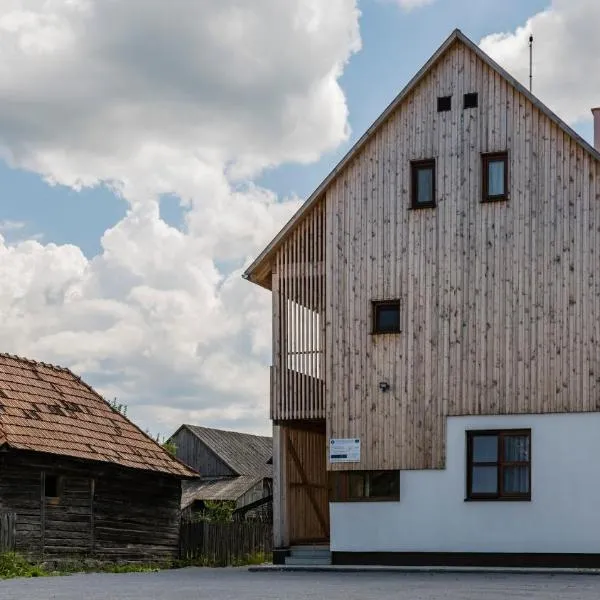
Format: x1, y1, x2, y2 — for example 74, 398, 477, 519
0, 552, 48, 579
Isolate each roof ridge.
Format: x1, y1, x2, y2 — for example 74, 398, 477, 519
0, 352, 72, 373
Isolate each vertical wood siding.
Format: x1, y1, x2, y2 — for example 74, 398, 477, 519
324, 40, 600, 471
272, 202, 325, 420
172, 429, 234, 478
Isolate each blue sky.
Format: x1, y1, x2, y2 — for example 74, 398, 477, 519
4, 0, 589, 259
0, 0, 597, 436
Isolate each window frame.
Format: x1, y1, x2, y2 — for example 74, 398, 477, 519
410, 159, 436, 209
466, 429, 531, 501
481, 152, 509, 203
372, 300, 401, 335
331, 470, 400, 503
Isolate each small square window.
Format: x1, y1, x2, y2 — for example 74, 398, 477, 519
466, 429, 531, 501
410, 159, 436, 209
437, 96, 451, 112
44, 475, 61, 498
372, 301, 400, 334
464, 92, 478, 109
482, 152, 508, 202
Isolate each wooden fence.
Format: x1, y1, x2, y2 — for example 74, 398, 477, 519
0, 512, 16, 552
180, 521, 272, 565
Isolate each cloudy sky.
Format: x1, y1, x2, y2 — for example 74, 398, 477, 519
0, 0, 597, 437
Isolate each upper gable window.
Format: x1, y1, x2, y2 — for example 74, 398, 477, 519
437, 96, 451, 112
372, 300, 400, 334
464, 92, 478, 109
411, 159, 436, 209
482, 152, 508, 202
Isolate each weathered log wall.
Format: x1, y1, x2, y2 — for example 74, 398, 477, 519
0, 450, 182, 561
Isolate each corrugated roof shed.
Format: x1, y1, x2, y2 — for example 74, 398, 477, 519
0, 353, 197, 478
181, 475, 263, 508
183, 425, 272, 478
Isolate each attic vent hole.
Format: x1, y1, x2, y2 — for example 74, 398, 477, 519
464, 92, 478, 109
437, 96, 452, 112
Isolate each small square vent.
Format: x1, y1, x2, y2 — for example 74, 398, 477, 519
464, 92, 478, 109
437, 96, 452, 112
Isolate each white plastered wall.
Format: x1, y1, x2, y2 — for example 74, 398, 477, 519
331, 413, 600, 553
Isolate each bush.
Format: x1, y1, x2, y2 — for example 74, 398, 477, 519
0, 553, 47, 579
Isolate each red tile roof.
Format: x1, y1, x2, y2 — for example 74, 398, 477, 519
0, 353, 197, 478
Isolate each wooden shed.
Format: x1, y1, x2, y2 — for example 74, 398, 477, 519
0, 353, 197, 562
170, 425, 272, 521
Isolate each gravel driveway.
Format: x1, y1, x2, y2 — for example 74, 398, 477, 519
1, 568, 600, 600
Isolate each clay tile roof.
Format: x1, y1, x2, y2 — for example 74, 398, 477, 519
0, 353, 197, 479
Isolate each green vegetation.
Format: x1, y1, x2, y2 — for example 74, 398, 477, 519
194, 500, 236, 523
0, 552, 172, 580
0, 553, 47, 579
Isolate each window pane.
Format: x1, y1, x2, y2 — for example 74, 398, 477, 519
488, 160, 505, 196
503, 435, 529, 462
376, 305, 399, 332
472, 435, 497, 462
417, 167, 433, 204
368, 471, 399, 498
348, 473, 365, 498
503, 466, 529, 494
471, 466, 498, 494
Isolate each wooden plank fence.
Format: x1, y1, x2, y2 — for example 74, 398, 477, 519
180, 521, 272, 565
0, 512, 16, 552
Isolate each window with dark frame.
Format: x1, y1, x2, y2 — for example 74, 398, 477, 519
372, 300, 400, 334
410, 159, 436, 209
437, 96, 452, 112
331, 470, 399, 502
466, 429, 531, 501
44, 474, 61, 499
482, 152, 508, 202
464, 92, 478, 109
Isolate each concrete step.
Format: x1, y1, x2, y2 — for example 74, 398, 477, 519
285, 557, 332, 566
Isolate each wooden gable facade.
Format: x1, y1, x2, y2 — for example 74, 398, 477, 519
245, 29, 600, 551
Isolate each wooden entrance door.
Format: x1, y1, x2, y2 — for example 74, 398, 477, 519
286, 425, 329, 544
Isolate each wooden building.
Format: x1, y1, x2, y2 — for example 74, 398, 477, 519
0, 353, 197, 562
170, 425, 272, 521
244, 29, 600, 567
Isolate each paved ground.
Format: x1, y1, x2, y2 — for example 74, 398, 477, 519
1, 567, 600, 600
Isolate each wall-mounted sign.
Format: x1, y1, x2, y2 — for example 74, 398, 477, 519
329, 438, 360, 463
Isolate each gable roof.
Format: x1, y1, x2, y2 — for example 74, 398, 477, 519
243, 28, 600, 289
178, 424, 272, 478
181, 475, 264, 508
0, 353, 197, 478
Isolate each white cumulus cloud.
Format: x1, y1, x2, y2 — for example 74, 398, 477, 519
0, 0, 361, 436
480, 0, 600, 125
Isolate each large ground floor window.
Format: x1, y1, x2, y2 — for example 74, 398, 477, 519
466, 429, 531, 501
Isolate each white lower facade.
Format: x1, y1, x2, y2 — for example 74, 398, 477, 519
330, 412, 600, 554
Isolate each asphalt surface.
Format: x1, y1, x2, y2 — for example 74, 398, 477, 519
1, 567, 600, 600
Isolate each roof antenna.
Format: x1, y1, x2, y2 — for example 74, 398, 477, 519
529, 34, 534, 93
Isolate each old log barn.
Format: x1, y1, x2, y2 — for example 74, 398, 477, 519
244, 29, 600, 567
0, 353, 197, 561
